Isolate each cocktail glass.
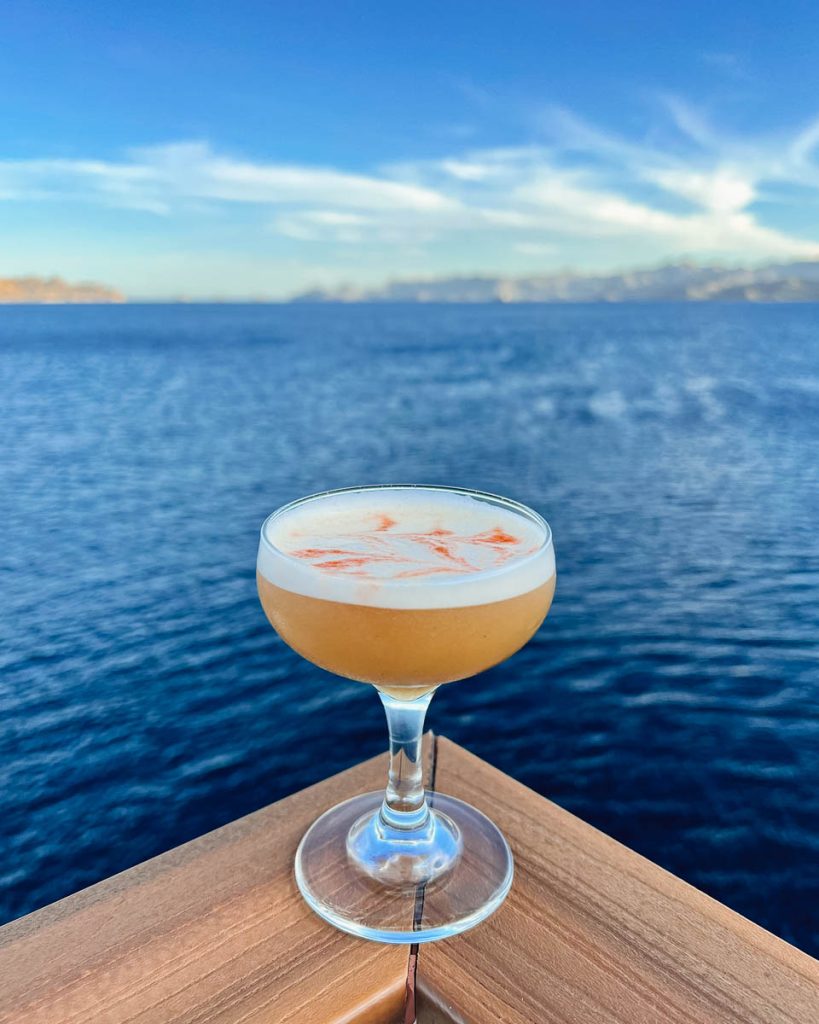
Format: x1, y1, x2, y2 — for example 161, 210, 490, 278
257, 485, 555, 942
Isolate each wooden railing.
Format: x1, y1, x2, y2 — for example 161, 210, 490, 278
0, 735, 816, 1023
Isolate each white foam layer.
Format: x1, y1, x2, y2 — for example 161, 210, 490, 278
257, 488, 555, 609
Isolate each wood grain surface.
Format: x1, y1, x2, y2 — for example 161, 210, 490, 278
0, 751, 409, 1024
419, 736, 819, 1024
0, 735, 816, 1024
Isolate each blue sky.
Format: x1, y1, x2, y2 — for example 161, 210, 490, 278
3, 1, 819, 298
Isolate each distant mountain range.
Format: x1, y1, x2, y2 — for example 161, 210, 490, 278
6, 261, 819, 305
291, 260, 819, 304
0, 276, 124, 304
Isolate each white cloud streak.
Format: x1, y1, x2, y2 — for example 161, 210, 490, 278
3, 103, 819, 277
0, 141, 456, 215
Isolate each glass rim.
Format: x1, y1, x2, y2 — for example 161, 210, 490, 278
258, 483, 552, 589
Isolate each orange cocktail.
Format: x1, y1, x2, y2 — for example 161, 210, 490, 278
257, 485, 555, 943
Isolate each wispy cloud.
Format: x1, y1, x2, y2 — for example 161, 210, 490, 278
0, 141, 456, 215
660, 96, 722, 150
790, 117, 819, 169
3, 100, 819, 293
645, 168, 755, 213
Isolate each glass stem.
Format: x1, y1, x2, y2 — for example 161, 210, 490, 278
378, 689, 434, 831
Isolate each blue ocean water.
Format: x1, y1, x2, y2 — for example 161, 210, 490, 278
0, 303, 817, 954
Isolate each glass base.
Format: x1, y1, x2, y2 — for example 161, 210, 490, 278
294, 791, 513, 943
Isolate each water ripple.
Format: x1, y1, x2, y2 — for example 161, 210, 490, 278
0, 303, 817, 954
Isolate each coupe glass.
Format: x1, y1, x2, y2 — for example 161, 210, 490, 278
257, 485, 555, 942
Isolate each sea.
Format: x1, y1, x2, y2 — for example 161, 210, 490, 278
1, 303, 817, 954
